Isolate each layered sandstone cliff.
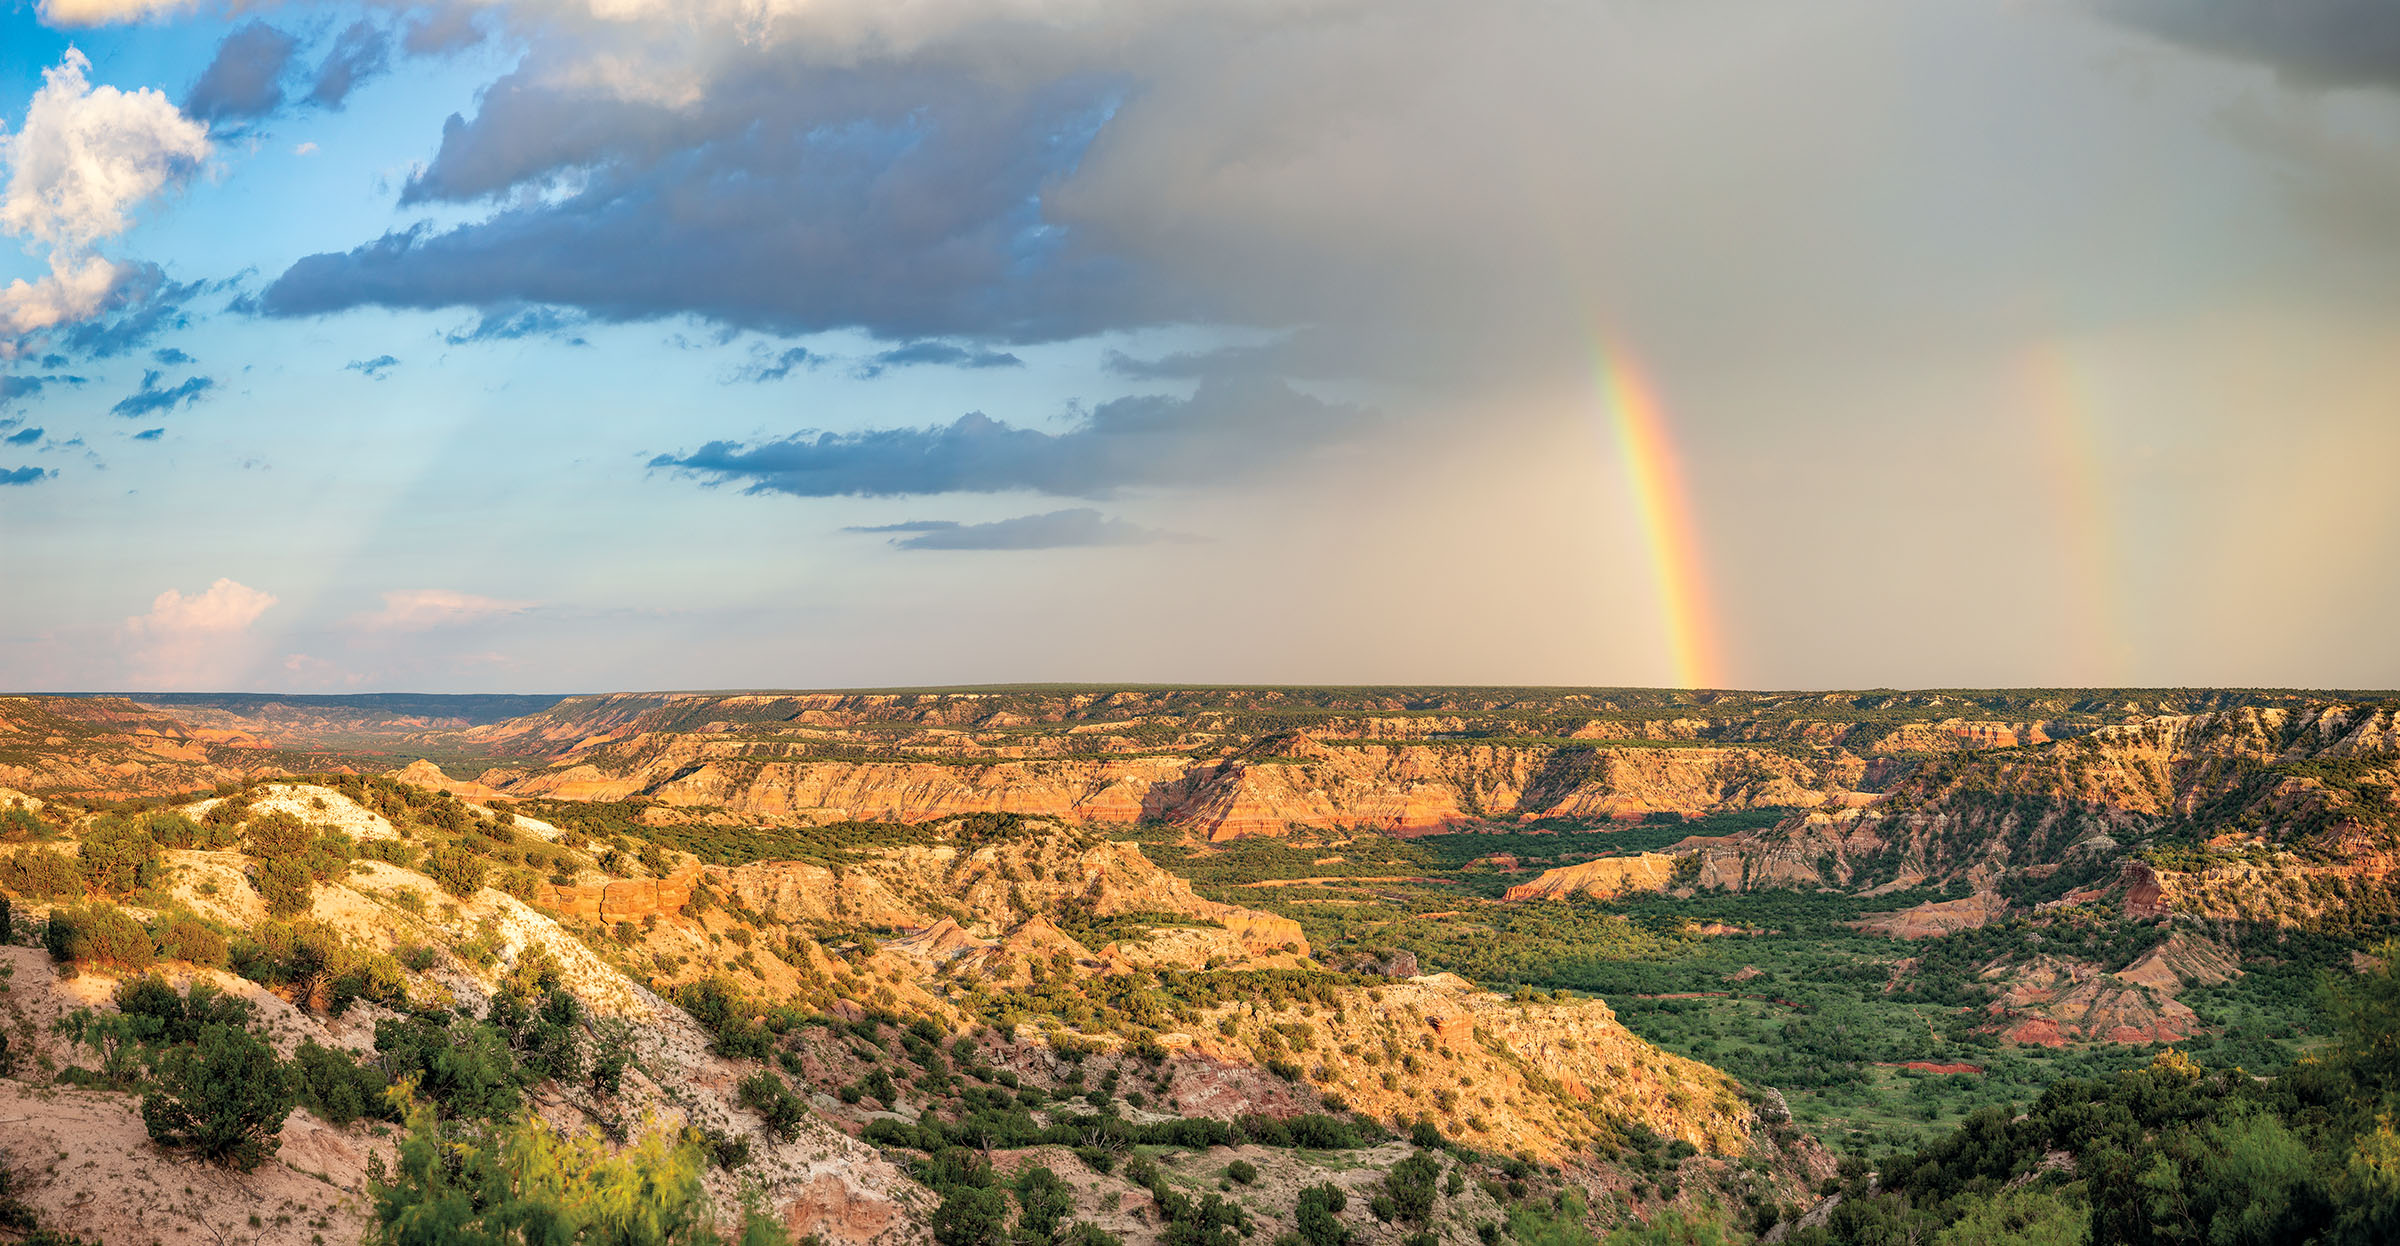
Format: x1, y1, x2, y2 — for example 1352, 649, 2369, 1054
1669, 705, 2400, 895
709, 837, 1310, 957
489, 731, 1865, 839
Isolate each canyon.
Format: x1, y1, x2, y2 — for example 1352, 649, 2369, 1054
5, 686, 2398, 1245
22, 687, 2376, 845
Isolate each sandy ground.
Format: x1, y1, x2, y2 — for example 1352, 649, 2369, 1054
0, 1078, 383, 1246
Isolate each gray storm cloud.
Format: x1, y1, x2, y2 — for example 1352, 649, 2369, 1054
249, 0, 2352, 386
260, 58, 1151, 343
185, 22, 299, 122
2101, 0, 2400, 89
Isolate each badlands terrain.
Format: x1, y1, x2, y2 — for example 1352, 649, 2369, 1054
3, 685, 2399, 1245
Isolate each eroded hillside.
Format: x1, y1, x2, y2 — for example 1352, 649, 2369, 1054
11, 686, 2400, 1243
1643, 704, 2400, 900
0, 697, 297, 796
0, 774, 1820, 1246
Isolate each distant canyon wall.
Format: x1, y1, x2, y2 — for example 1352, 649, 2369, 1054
490, 734, 1866, 839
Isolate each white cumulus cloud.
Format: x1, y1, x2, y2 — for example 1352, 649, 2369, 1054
351, 589, 532, 631
128, 577, 278, 636
123, 577, 278, 689
0, 48, 210, 342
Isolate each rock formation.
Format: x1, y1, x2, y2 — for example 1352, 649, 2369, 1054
1847, 891, 2010, 939
1502, 852, 1681, 901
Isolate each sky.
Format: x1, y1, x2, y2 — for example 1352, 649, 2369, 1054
1, 0, 2397, 694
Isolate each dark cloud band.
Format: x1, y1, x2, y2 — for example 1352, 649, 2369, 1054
649, 376, 1366, 500
848, 508, 1180, 550
2103, 0, 2400, 89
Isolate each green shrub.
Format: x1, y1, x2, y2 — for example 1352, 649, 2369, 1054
931, 1186, 1010, 1246
291, 1039, 391, 1126
678, 979, 772, 1059
364, 1099, 788, 1245
1, 848, 83, 899
484, 976, 586, 1084
150, 912, 230, 968
326, 950, 411, 1016
201, 794, 252, 829
589, 1017, 635, 1099
1381, 1153, 1441, 1224
1600, 1206, 1733, 1245
240, 812, 369, 916
142, 1023, 292, 1170
698, 1127, 751, 1171
996, 1165, 1071, 1245
359, 839, 421, 869
0, 804, 48, 842
78, 817, 163, 897
373, 1013, 523, 1122
1295, 1184, 1351, 1246
46, 903, 155, 973
230, 920, 408, 1014
454, 916, 506, 967
738, 1070, 809, 1139
1226, 1159, 1259, 1185
424, 843, 490, 899
247, 814, 356, 876
243, 811, 311, 858
147, 812, 237, 850
115, 976, 254, 1045
257, 857, 314, 918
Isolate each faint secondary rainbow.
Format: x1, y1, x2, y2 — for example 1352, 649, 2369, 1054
1591, 339, 1724, 690
2020, 343, 2128, 683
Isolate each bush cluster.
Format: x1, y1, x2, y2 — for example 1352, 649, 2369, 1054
45, 903, 155, 974
54, 978, 296, 1171
230, 919, 409, 1014
0, 848, 82, 900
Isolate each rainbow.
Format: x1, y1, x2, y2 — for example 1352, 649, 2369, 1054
1591, 341, 1724, 690
2021, 344, 2127, 683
